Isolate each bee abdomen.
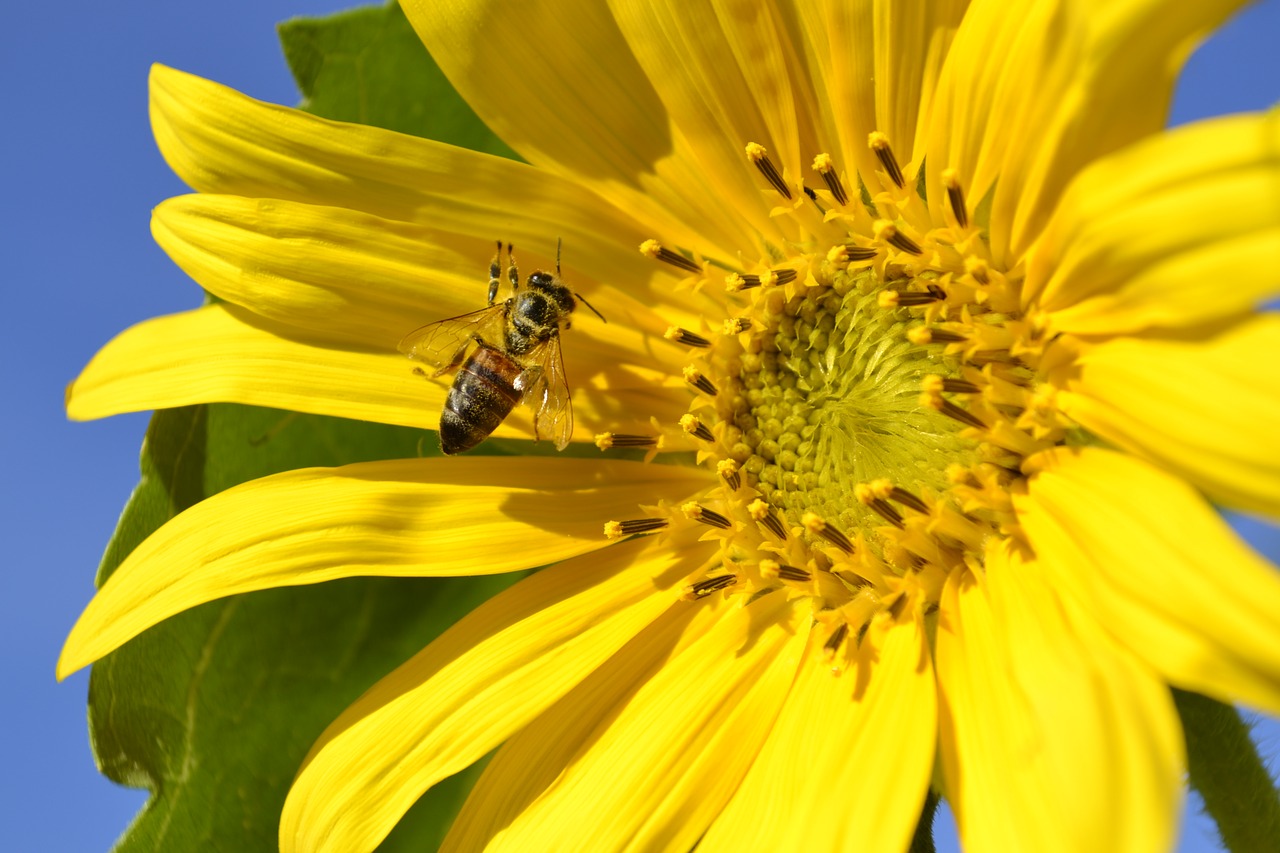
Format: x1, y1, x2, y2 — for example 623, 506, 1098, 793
440, 344, 523, 454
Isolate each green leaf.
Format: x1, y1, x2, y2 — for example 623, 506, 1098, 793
1175, 689, 1280, 853
278, 1, 520, 158
91, 406, 521, 853
83, 3, 531, 850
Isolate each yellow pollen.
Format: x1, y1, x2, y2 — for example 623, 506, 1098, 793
748, 498, 787, 539
681, 501, 732, 530
941, 168, 969, 228
683, 365, 718, 396
811, 152, 849, 206
640, 238, 703, 274
683, 573, 738, 600
868, 131, 905, 188
679, 413, 715, 442
603, 518, 669, 539
874, 220, 923, 256
745, 141, 793, 199
595, 432, 660, 451
802, 511, 854, 554
717, 458, 741, 491
664, 326, 712, 348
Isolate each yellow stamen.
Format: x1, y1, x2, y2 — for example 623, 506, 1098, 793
811, 152, 849, 205
679, 413, 715, 442
603, 518, 669, 539
683, 366, 718, 396
941, 168, 969, 228
681, 501, 732, 530
745, 141, 793, 199
868, 131, 905, 188
639, 238, 702, 274
664, 326, 711, 348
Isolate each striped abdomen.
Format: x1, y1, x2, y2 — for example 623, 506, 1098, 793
440, 343, 523, 454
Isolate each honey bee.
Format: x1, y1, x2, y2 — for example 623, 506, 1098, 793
398, 241, 605, 455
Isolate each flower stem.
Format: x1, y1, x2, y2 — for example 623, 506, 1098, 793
1174, 688, 1280, 853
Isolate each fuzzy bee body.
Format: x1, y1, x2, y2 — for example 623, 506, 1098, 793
440, 342, 524, 455
399, 243, 603, 454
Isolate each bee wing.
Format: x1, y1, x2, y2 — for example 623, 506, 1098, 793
397, 305, 507, 375
525, 335, 574, 451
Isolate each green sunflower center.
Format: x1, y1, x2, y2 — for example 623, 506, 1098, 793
728, 263, 977, 537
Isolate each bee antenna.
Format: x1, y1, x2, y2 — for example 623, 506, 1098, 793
556, 238, 563, 277
575, 291, 607, 323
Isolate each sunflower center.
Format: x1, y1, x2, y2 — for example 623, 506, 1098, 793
726, 263, 979, 538
609, 137, 1087, 663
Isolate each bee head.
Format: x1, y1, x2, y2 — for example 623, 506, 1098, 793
529, 270, 576, 313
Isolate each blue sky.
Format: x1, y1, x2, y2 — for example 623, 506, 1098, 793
3, 1, 1278, 850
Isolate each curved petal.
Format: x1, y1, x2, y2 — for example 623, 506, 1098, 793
936, 542, 1183, 853
68, 304, 436, 428
66, 305, 690, 438
1027, 112, 1280, 332
1019, 446, 1280, 715
150, 64, 693, 309
622, 0, 827, 183
465, 591, 807, 852
793, 0, 968, 188
442, 593, 732, 852
399, 0, 758, 258
605, 0, 818, 248
57, 457, 706, 679
1055, 315, 1280, 517
699, 614, 935, 853
280, 534, 702, 853
151, 194, 694, 366
926, 0, 1247, 264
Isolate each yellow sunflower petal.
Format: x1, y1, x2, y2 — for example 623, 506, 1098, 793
937, 542, 1183, 853
57, 457, 704, 679
606, 0, 813, 246
793, 0, 966, 193
398, 0, 757, 258
699, 614, 935, 853
149, 64, 682, 305
1056, 315, 1280, 516
281, 535, 693, 853
924, 0, 1080, 263
927, 0, 1246, 264
66, 304, 689, 438
67, 304, 434, 428
1019, 446, 1280, 715
442, 594, 732, 852
152, 194, 688, 367
472, 592, 807, 852
1027, 112, 1280, 332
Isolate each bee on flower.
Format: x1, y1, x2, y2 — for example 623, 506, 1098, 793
63, 1, 1280, 852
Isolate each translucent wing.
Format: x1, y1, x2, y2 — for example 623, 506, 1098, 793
397, 305, 507, 376
523, 334, 574, 451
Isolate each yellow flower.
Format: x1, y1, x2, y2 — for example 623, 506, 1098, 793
60, 1, 1280, 851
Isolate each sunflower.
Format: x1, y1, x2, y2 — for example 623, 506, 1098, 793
60, 0, 1280, 850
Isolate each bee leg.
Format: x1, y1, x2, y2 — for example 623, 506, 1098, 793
513, 364, 544, 396
507, 243, 520, 294
487, 239, 502, 306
